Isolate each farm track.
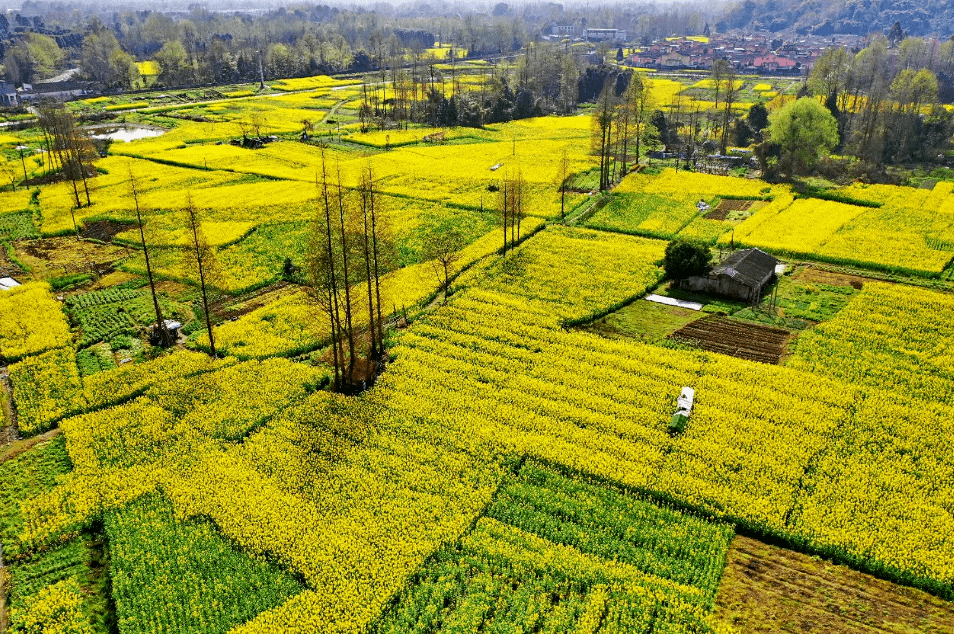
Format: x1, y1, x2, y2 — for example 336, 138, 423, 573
669, 315, 791, 364
0, 367, 17, 446
0, 552, 5, 634
716, 536, 954, 634
0, 428, 62, 466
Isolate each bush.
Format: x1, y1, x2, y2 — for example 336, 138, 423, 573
663, 239, 711, 280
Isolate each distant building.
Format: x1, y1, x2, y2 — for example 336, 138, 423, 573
753, 54, 798, 71
18, 81, 91, 102
0, 82, 19, 106
659, 52, 690, 68
681, 248, 779, 302
583, 28, 626, 43
550, 24, 575, 36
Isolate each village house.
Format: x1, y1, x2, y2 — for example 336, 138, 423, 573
681, 248, 779, 302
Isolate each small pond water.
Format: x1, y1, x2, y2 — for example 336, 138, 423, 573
89, 125, 165, 143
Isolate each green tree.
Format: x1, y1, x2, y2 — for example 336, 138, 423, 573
808, 47, 852, 111
155, 40, 190, 86
82, 31, 140, 88
592, 80, 617, 191
768, 97, 838, 176
4, 33, 64, 84
747, 102, 769, 137
663, 240, 711, 281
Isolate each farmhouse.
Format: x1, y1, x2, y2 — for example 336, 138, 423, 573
681, 248, 778, 302
583, 28, 626, 42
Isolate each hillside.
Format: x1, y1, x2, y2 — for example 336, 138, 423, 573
718, 0, 954, 37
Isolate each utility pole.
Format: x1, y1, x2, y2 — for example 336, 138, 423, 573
257, 50, 266, 90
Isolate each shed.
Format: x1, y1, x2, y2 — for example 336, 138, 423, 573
149, 319, 182, 345
681, 248, 778, 302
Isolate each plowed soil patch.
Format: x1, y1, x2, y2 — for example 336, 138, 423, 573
706, 198, 756, 220
796, 266, 869, 289
668, 315, 791, 364
716, 536, 954, 634
80, 219, 134, 242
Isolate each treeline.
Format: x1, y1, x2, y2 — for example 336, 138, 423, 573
356, 41, 583, 131
1, 1, 724, 88
718, 0, 954, 38
805, 35, 954, 165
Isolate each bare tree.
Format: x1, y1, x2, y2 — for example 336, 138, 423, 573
719, 63, 739, 155
0, 158, 18, 192
37, 102, 95, 210
558, 148, 570, 220
182, 194, 219, 357
592, 80, 617, 191
498, 166, 526, 253
129, 166, 172, 347
422, 217, 467, 302
358, 162, 392, 360
308, 152, 345, 391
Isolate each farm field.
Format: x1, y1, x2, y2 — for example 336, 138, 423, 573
1, 68, 954, 634
715, 536, 954, 634
668, 315, 793, 364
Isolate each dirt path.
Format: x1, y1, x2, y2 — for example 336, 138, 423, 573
0, 366, 17, 445
0, 428, 62, 466
715, 536, 954, 633
1, 556, 6, 634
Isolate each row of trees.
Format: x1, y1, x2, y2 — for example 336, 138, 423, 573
6, 1, 720, 89
36, 102, 96, 216
642, 38, 954, 178
354, 41, 586, 132
306, 152, 391, 393
591, 72, 657, 190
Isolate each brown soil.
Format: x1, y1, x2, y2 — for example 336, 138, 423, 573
80, 219, 135, 242
20, 171, 68, 187
795, 266, 869, 290
669, 315, 792, 364
706, 198, 756, 220
15, 237, 132, 280
0, 564, 6, 634
154, 280, 192, 294
716, 536, 954, 634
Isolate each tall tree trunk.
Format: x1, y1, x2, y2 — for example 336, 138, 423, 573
502, 182, 509, 254
130, 169, 168, 346
335, 165, 356, 387
362, 177, 377, 360
369, 165, 384, 354
320, 160, 343, 391
186, 199, 216, 357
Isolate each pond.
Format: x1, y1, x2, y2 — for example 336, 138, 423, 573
88, 124, 165, 143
